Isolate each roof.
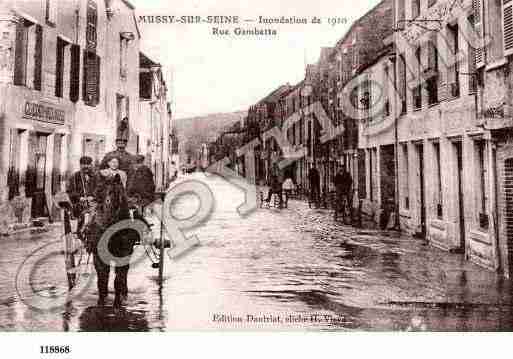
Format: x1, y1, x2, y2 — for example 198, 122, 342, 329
318, 47, 334, 64
257, 84, 293, 105
121, 0, 135, 9
140, 52, 160, 68
333, 0, 391, 54
357, 44, 394, 73
283, 80, 305, 98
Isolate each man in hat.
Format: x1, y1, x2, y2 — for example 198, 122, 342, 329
67, 156, 97, 234
308, 166, 320, 206
334, 166, 353, 219
100, 138, 137, 174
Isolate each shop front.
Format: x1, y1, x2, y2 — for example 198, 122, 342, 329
1, 87, 72, 224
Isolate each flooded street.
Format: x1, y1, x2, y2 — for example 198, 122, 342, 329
2, 173, 513, 331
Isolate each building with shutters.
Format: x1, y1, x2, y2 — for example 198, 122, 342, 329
392, 0, 487, 259
469, 0, 513, 277
0, 0, 164, 224
74, 0, 141, 169
0, 0, 80, 221
326, 0, 394, 222
352, 45, 397, 228
139, 52, 172, 190
386, 0, 513, 275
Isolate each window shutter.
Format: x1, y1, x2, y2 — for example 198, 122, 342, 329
33, 24, 43, 90
438, 36, 448, 101
83, 51, 100, 106
14, 22, 27, 86
95, 54, 100, 105
398, 54, 406, 110
468, 28, 478, 93
474, 0, 485, 67
427, 36, 438, 74
367, 74, 372, 115
82, 50, 87, 102
504, 0, 513, 56
55, 38, 64, 97
446, 26, 459, 90
69, 44, 80, 102
86, 0, 98, 50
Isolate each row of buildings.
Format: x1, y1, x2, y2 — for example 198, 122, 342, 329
0, 0, 178, 224
208, 0, 513, 278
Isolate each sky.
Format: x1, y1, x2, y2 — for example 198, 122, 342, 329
131, 0, 382, 120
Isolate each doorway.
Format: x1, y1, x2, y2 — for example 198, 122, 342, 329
29, 132, 49, 218
380, 144, 396, 206
415, 143, 426, 237
454, 141, 465, 250
505, 158, 513, 277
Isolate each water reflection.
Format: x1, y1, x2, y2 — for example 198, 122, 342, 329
3, 173, 513, 331
78, 306, 149, 332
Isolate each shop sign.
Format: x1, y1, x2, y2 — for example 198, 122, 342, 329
23, 102, 65, 125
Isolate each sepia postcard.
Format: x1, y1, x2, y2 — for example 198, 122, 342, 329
1, 0, 513, 342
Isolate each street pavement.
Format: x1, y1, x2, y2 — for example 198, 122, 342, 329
1, 172, 513, 331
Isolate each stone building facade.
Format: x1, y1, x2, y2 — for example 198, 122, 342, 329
354, 45, 397, 226
203, 0, 513, 279
139, 52, 172, 190
0, 0, 171, 225
332, 0, 394, 222
471, 0, 513, 276
361, 0, 513, 276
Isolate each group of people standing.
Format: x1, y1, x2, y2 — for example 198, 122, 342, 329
265, 172, 296, 209
308, 165, 353, 211
66, 138, 156, 307
264, 165, 353, 211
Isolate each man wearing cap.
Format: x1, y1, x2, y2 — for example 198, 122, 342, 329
99, 138, 137, 174
67, 156, 96, 233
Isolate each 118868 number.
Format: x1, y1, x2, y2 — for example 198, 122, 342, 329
40, 346, 71, 354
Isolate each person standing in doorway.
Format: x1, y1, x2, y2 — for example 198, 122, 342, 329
308, 166, 320, 207
334, 166, 353, 219
282, 175, 296, 208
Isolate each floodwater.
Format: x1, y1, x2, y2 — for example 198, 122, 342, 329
1, 173, 513, 331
